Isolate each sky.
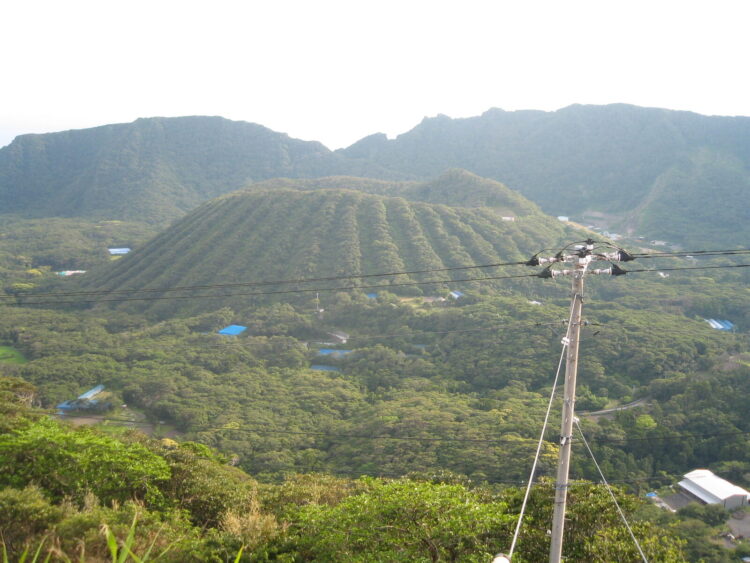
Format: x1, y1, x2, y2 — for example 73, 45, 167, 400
1, 0, 749, 150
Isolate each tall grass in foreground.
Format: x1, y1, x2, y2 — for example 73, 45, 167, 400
1, 514, 245, 562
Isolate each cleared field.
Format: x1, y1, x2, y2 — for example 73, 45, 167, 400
0, 345, 27, 364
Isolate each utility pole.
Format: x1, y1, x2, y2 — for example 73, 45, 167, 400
527, 240, 631, 563
549, 253, 587, 563
499, 240, 632, 562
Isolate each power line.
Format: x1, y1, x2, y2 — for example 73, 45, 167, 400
52, 412, 750, 447
575, 418, 648, 562
4, 247, 747, 304
625, 263, 750, 274
508, 305, 573, 558
629, 249, 750, 259
0, 259, 530, 300
8, 262, 750, 306
12, 318, 569, 360
7, 271, 539, 306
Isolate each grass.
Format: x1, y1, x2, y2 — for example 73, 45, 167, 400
0, 345, 27, 364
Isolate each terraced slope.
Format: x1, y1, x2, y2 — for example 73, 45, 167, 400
79, 187, 579, 317
246, 169, 541, 216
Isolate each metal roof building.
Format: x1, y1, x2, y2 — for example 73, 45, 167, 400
218, 325, 247, 336
678, 469, 750, 510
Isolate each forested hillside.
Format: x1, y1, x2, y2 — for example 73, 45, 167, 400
0, 377, 693, 561
2, 106, 750, 560
248, 169, 541, 215
2, 105, 749, 244
0, 116, 396, 224
340, 104, 750, 246
72, 185, 576, 317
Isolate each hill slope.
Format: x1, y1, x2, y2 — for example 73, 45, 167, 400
340, 104, 750, 245
244, 169, 541, 216
0, 116, 395, 224
3, 105, 748, 245
78, 185, 578, 317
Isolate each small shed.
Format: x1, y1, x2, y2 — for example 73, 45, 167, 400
678, 469, 750, 510
449, 290, 465, 300
366, 293, 378, 299
218, 325, 247, 336
328, 331, 350, 344
57, 384, 108, 412
705, 319, 735, 331
108, 248, 131, 255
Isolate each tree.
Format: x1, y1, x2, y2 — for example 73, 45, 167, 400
284, 478, 513, 562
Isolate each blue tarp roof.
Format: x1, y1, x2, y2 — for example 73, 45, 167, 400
78, 385, 105, 400
218, 325, 247, 336
57, 385, 105, 410
449, 290, 465, 298
366, 293, 378, 299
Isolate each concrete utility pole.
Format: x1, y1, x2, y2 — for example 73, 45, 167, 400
549, 253, 588, 563
496, 240, 631, 562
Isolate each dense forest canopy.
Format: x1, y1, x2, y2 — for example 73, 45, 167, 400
1, 106, 749, 560
2, 105, 749, 244
67, 185, 576, 318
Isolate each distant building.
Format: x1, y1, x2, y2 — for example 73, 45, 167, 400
328, 331, 350, 344
56, 270, 86, 276
557, 216, 569, 222
501, 216, 515, 222
108, 248, 131, 255
218, 325, 247, 336
366, 293, 378, 299
678, 469, 750, 510
449, 290, 465, 300
57, 384, 109, 413
704, 319, 735, 331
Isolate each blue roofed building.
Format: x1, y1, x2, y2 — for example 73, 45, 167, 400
705, 319, 735, 331
57, 384, 110, 413
218, 325, 247, 336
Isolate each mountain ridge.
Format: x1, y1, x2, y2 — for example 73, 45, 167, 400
2, 105, 749, 245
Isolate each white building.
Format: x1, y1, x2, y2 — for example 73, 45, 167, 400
678, 469, 750, 510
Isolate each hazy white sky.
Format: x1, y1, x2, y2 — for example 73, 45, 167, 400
1, 0, 748, 149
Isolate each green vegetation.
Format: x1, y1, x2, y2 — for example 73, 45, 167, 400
0, 116, 384, 225
53, 187, 578, 318
342, 105, 750, 246
0, 381, 690, 561
0, 345, 25, 364
3, 107, 749, 244
0, 215, 157, 291
1, 122, 749, 559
